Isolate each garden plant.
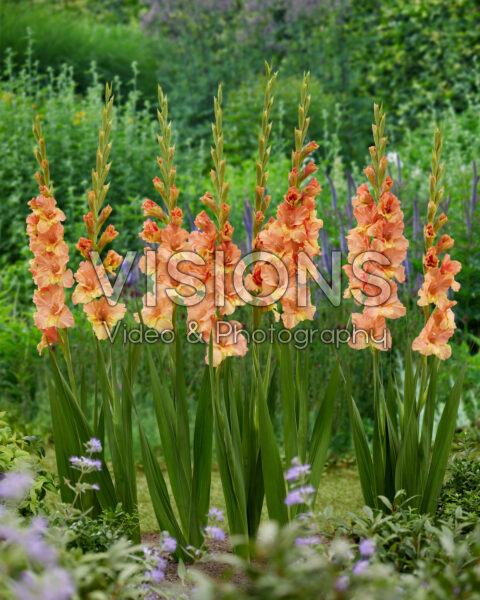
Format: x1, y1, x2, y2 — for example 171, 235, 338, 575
1, 1, 480, 598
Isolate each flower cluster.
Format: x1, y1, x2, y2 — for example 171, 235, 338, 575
412, 128, 461, 360
27, 168, 74, 353
143, 532, 177, 586
204, 506, 226, 542
253, 145, 323, 328
73, 85, 126, 340
250, 75, 323, 330
187, 206, 248, 366
284, 458, 315, 508
343, 106, 408, 351
0, 473, 76, 599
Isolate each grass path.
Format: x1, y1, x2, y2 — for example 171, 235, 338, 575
45, 448, 364, 533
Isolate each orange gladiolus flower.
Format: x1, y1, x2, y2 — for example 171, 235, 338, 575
349, 312, 392, 352
83, 297, 126, 340
27, 187, 74, 352
72, 260, 113, 305
412, 303, 456, 360
343, 155, 408, 350
33, 286, 74, 330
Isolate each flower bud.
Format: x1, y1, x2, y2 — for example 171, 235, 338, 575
169, 184, 179, 208
363, 165, 376, 187
153, 176, 166, 198
87, 190, 96, 214
97, 224, 119, 252
255, 211, 265, 226
302, 161, 318, 180
139, 219, 161, 244
200, 191, 217, 213
288, 168, 299, 187
99, 204, 113, 227
76, 237, 93, 259
220, 202, 231, 225
434, 212, 448, 232
301, 140, 319, 158
170, 207, 183, 226
142, 198, 167, 222
424, 222, 435, 241
220, 222, 234, 242
436, 234, 454, 254
423, 246, 439, 270
83, 212, 94, 238
427, 201, 436, 222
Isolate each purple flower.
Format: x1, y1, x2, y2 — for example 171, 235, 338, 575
69, 456, 102, 471
286, 463, 311, 482
335, 575, 349, 592
285, 486, 315, 507
85, 438, 102, 454
295, 535, 320, 546
358, 538, 375, 558
0, 471, 33, 500
207, 507, 224, 522
352, 559, 369, 576
91, 483, 100, 491
205, 526, 226, 542
150, 568, 165, 582
12, 568, 75, 600
160, 535, 177, 554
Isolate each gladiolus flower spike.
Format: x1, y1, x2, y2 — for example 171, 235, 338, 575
73, 84, 126, 341
412, 126, 461, 360
28, 116, 74, 354
343, 104, 409, 352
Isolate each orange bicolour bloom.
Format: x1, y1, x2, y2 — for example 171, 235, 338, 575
412, 126, 461, 361
252, 148, 323, 328
137, 206, 191, 332
74, 198, 125, 340
72, 261, 112, 305
343, 168, 408, 351
186, 209, 248, 365
412, 301, 456, 360
26, 186, 74, 354
412, 226, 461, 360
83, 297, 127, 340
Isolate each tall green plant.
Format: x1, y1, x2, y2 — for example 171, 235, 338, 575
346, 108, 465, 513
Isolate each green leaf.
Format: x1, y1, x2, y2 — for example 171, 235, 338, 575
420, 365, 465, 514
189, 366, 213, 547
253, 347, 288, 524
309, 358, 339, 493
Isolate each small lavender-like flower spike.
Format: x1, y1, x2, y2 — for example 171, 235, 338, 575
325, 171, 347, 253
345, 170, 355, 228
472, 159, 478, 216
0, 471, 33, 500
439, 191, 451, 216
413, 196, 420, 239
185, 202, 196, 231
320, 228, 331, 277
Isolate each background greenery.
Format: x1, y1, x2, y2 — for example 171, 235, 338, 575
0, 0, 479, 458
